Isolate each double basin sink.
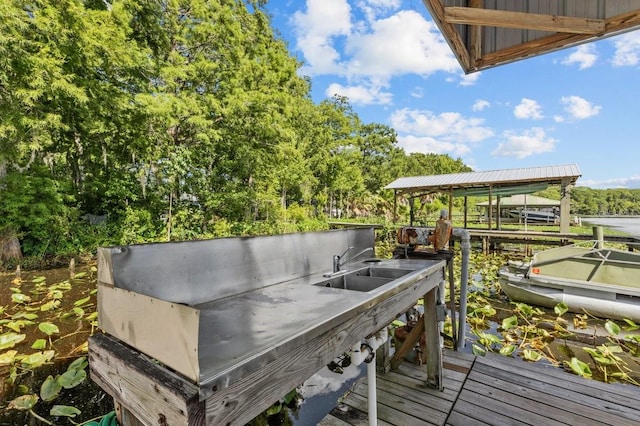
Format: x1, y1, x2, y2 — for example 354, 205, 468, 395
314, 262, 414, 292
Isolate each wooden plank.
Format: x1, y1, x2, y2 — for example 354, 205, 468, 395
359, 376, 453, 414
317, 414, 355, 426
204, 271, 444, 425
376, 371, 460, 403
459, 379, 585, 426
445, 7, 605, 34
451, 398, 532, 426
446, 410, 490, 426
474, 354, 640, 407
341, 392, 436, 426
397, 358, 468, 387
469, 363, 640, 425
351, 381, 448, 424
422, 0, 472, 72
89, 333, 205, 426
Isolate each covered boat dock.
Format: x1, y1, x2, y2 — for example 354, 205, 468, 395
385, 164, 581, 233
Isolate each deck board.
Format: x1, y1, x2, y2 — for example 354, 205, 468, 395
322, 349, 640, 425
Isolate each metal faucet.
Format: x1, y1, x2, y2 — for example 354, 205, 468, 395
332, 247, 374, 273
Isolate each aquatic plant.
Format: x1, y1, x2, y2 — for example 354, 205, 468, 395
0, 265, 108, 424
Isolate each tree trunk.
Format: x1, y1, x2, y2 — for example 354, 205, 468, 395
0, 228, 22, 263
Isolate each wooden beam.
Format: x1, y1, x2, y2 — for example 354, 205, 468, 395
422, 0, 472, 72
605, 9, 640, 32
468, 0, 483, 66
445, 7, 605, 35
478, 10, 640, 70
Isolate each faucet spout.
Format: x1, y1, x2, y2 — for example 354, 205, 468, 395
332, 247, 374, 273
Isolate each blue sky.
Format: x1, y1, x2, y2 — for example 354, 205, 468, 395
266, 0, 640, 189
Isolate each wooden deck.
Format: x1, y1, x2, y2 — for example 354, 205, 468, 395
320, 349, 640, 426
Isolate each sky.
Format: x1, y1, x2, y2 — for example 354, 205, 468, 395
266, 0, 640, 189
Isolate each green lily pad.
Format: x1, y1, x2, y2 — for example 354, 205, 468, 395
522, 349, 541, 362
0, 332, 26, 350
501, 315, 518, 331
499, 344, 517, 356
40, 375, 62, 401
554, 302, 569, 316
40, 300, 61, 311
605, 320, 620, 336
11, 293, 31, 304
68, 356, 88, 372
58, 369, 86, 389
74, 296, 91, 307
0, 350, 18, 366
567, 357, 592, 378
31, 339, 47, 350
38, 322, 60, 336
11, 312, 38, 320
8, 394, 38, 410
21, 350, 55, 369
471, 344, 486, 356
50, 405, 81, 417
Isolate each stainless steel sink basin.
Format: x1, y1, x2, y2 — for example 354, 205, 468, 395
314, 266, 414, 292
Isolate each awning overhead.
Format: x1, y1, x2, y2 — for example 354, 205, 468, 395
421, 1, 640, 73
385, 164, 581, 197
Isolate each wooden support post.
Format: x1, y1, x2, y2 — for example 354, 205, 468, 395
422, 287, 443, 390
389, 289, 443, 390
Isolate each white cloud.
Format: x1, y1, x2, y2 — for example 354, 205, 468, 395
292, 2, 460, 100
344, 10, 459, 78
612, 30, 640, 67
390, 108, 494, 155
356, 0, 401, 22
292, 0, 352, 75
398, 135, 470, 156
492, 128, 556, 159
459, 71, 481, 86
326, 82, 393, 105
560, 96, 601, 120
562, 44, 597, 69
578, 175, 640, 189
472, 99, 490, 112
410, 86, 424, 99
514, 98, 543, 120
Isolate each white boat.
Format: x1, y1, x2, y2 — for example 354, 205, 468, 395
507, 209, 558, 223
499, 241, 640, 321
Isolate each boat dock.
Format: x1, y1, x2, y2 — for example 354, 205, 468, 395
459, 229, 640, 254
320, 349, 640, 426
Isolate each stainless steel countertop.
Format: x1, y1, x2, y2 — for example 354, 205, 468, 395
194, 258, 444, 395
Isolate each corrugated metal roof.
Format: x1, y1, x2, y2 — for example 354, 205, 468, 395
423, 1, 640, 73
385, 163, 581, 193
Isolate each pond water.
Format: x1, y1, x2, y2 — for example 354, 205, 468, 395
583, 216, 640, 238
0, 264, 113, 425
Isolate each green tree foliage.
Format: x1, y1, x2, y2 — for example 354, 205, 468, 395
571, 187, 640, 216
0, 0, 474, 264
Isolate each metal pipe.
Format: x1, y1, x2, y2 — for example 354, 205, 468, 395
452, 228, 471, 349
347, 328, 388, 426
368, 361, 377, 426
